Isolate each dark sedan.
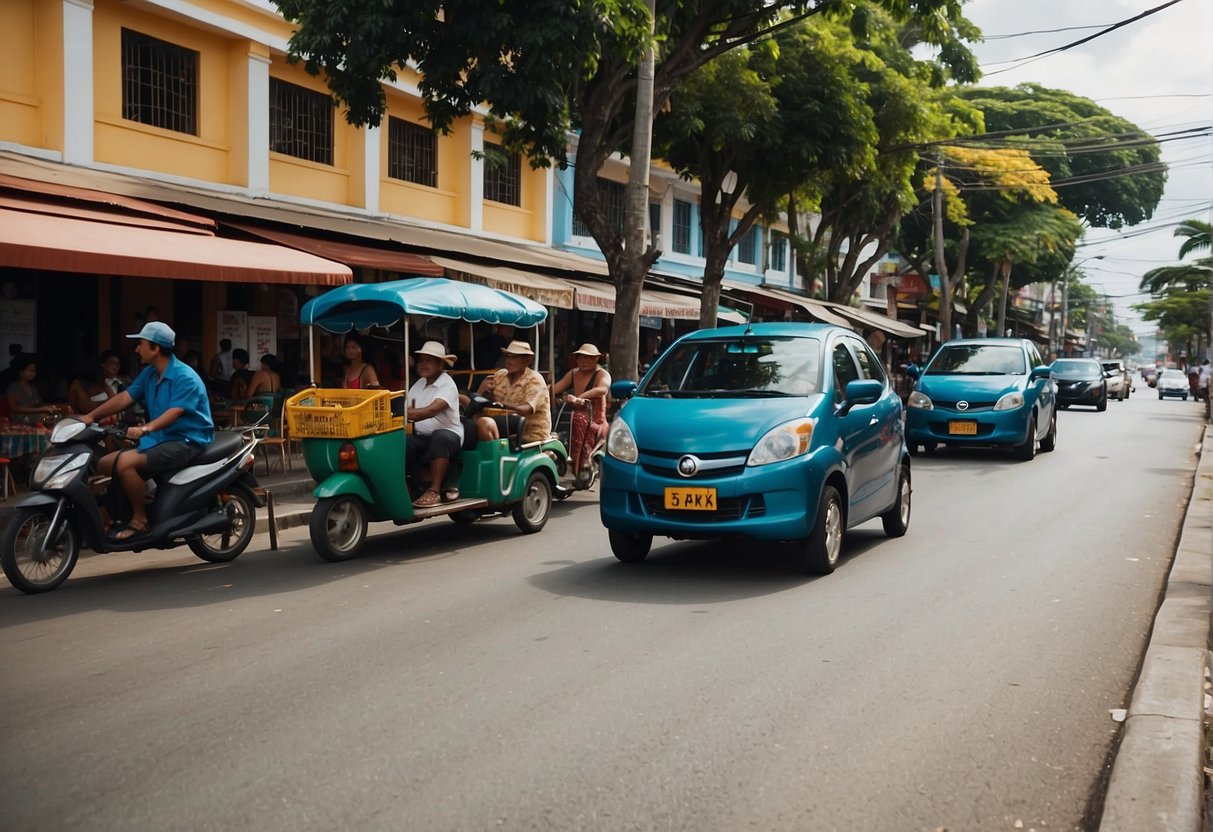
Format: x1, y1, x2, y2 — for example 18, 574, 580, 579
1053, 358, 1107, 411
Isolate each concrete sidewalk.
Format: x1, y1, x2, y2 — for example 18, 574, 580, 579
1099, 424, 1212, 831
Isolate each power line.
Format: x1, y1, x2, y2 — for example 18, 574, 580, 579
981, 23, 1114, 40
980, 0, 1190, 77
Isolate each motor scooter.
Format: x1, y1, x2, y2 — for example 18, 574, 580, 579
1, 418, 265, 594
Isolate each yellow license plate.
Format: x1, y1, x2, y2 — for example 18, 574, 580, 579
664, 487, 717, 511
948, 421, 978, 436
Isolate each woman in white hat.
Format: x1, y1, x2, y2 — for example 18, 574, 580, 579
405, 341, 463, 506
551, 343, 611, 479
474, 340, 551, 444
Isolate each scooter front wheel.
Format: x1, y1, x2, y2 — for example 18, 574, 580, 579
188, 488, 257, 563
310, 495, 369, 562
2, 506, 81, 594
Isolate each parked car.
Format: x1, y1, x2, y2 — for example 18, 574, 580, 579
600, 323, 910, 575
1157, 368, 1190, 400
904, 337, 1056, 461
1101, 360, 1130, 401
1053, 358, 1108, 410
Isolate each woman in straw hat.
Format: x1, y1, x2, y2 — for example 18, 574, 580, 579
405, 341, 464, 506
552, 343, 611, 480
474, 340, 551, 444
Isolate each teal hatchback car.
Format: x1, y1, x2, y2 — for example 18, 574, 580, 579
600, 323, 910, 574
904, 337, 1056, 461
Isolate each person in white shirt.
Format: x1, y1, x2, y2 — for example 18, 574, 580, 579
404, 341, 464, 507
1198, 359, 1211, 401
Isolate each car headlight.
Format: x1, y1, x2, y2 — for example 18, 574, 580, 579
606, 419, 638, 463
907, 391, 933, 410
993, 392, 1024, 411
33, 453, 89, 489
747, 418, 815, 467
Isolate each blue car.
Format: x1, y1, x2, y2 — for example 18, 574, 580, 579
904, 337, 1056, 461
600, 323, 910, 574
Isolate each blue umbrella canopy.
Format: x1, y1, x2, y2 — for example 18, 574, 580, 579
300, 277, 548, 332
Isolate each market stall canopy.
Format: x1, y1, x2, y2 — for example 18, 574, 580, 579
0, 176, 351, 285
227, 222, 443, 277
301, 277, 548, 332
722, 281, 853, 329
823, 303, 924, 339
566, 278, 703, 320
430, 256, 575, 309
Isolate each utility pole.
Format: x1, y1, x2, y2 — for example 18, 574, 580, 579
932, 164, 951, 343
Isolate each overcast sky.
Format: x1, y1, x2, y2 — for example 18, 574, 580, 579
962, 0, 1213, 339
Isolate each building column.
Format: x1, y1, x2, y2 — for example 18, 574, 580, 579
363, 124, 381, 214
469, 121, 484, 233
62, 0, 94, 165
247, 49, 271, 194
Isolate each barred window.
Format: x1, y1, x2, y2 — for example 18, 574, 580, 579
388, 117, 437, 187
738, 226, 759, 265
121, 29, 198, 135
672, 199, 692, 254
483, 147, 521, 206
770, 231, 787, 272
269, 79, 333, 165
572, 178, 627, 237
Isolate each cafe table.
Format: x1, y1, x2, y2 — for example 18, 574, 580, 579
0, 423, 52, 461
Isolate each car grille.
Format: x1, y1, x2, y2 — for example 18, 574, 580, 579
638, 448, 749, 480
638, 493, 766, 522
931, 400, 997, 412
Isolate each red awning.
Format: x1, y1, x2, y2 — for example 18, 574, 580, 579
0, 206, 352, 284
227, 222, 444, 277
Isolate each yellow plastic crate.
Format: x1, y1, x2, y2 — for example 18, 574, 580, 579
285, 388, 405, 439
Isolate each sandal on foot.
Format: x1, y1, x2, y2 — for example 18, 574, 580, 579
441, 488, 460, 503
414, 490, 441, 508
113, 519, 150, 542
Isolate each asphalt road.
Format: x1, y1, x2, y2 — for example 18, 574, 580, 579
1, 387, 1206, 832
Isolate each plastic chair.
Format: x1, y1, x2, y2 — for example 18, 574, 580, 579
256, 392, 289, 475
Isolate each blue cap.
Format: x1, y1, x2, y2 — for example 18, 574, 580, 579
126, 321, 176, 348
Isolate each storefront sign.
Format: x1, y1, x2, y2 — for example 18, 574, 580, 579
217, 311, 248, 354
248, 316, 277, 358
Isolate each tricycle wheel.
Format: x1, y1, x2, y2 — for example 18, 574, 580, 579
609, 530, 652, 563
448, 510, 479, 525
310, 496, 368, 562
512, 471, 552, 534
188, 489, 256, 563
2, 507, 80, 594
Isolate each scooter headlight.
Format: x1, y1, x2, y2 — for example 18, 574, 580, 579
606, 419, 638, 463
34, 453, 90, 489
50, 419, 87, 443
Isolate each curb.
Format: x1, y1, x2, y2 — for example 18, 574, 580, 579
1099, 425, 1213, 831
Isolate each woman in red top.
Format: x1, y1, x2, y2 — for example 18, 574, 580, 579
551, 343, 611, 479
343, 335, 380, 389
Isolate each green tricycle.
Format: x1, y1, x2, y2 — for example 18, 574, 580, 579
289, 278, 567, 562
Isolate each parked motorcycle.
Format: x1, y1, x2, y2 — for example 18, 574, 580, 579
1, 418, 265, 594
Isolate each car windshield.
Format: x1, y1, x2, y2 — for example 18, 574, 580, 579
1160, 370, 1186, 381
1052, 359, 1102, 380
924, 344, 1025, 375
637, 336, 821, 398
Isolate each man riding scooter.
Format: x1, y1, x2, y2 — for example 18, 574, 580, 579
78, 321, 213, 542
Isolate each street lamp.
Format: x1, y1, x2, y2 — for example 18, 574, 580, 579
1059, 255, 1104, 357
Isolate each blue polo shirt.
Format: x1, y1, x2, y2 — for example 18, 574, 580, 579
125, 355, 214, 450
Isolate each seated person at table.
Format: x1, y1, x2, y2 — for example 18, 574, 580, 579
244, 353, 283, 399
67, 356, 113, 416
228, 349, 254, 400
79, 322, 213, 543
5, 355, 60, 418
473, 340, 551, 444
405, 342, 463, 507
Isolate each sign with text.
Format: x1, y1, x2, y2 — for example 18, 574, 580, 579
247, 316, 277, 358
217, 311, 249, 354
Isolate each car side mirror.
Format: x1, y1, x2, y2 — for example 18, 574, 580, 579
904, 365, 921, 380
839, 379, 883, 415
1029, 366, 1052, 381
610, 380, 638, 400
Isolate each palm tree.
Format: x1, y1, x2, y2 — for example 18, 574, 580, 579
1139, 219, 1213, 361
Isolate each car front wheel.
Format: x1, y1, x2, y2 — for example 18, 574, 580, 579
1039, 410, 1057, 453
880, 465, 911, 537
1014, 415, 1038, 461
797, 485, 844, 574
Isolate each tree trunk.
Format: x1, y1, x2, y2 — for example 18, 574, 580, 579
996, 261, 1012, 337
607, 0, 656, 382
933, 168, 951, 342
968, 262, 1001, 336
